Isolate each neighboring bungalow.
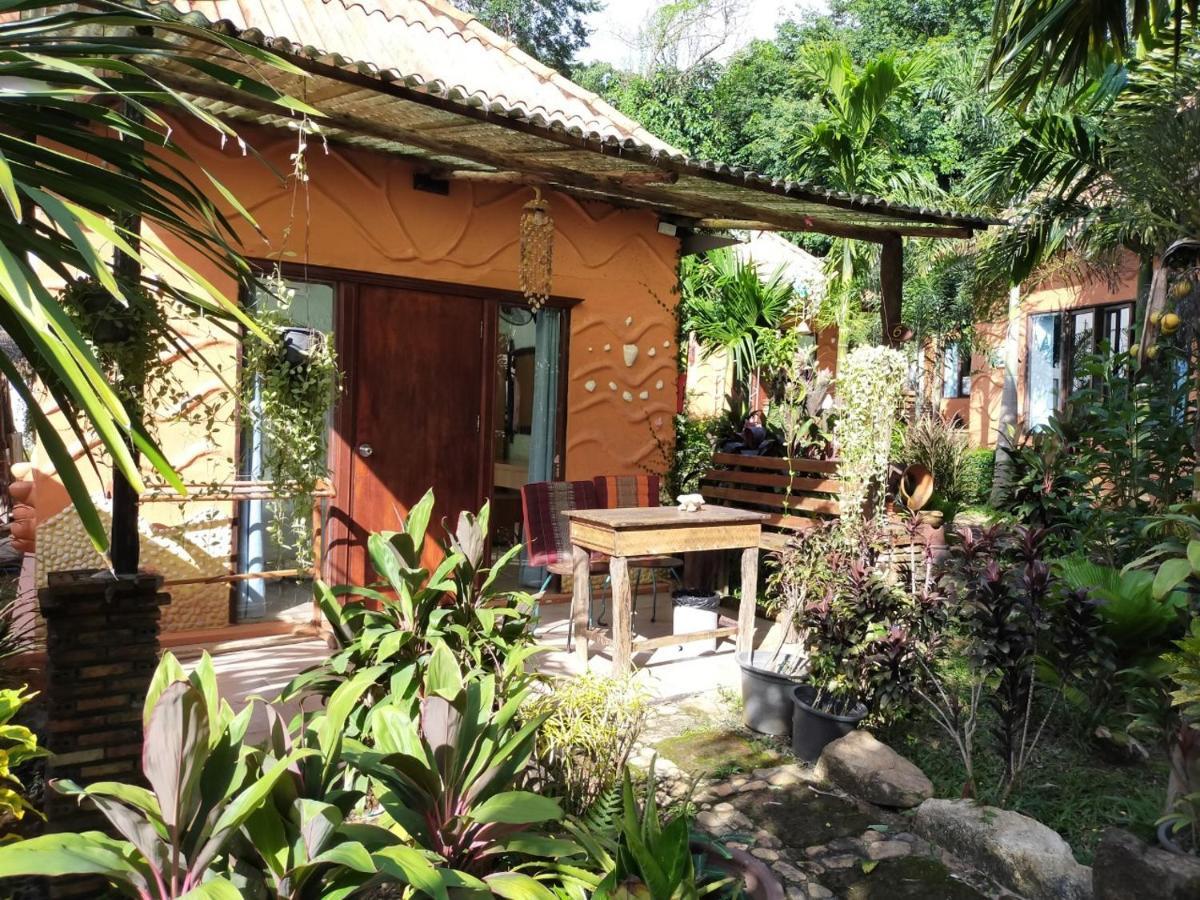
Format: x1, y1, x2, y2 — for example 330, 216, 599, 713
16, 0, 989, 645
683, 230, 833, 419
938, 255, 1139, 447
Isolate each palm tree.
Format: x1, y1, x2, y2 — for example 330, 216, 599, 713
789, 44, 933, 357
0, 1, 313, 560
988, 0, 1200, 107
682, 248, 796, 412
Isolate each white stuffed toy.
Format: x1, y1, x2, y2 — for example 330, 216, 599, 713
676, 493, 706, 512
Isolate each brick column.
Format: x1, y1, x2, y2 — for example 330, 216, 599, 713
38, 570, 168, 833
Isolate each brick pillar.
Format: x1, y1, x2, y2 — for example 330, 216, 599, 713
38, 570, 168, 833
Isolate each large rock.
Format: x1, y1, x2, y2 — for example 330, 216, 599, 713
813, 730, 933, 808
1093, 827, 1200, 900
913, 799, 1091, 900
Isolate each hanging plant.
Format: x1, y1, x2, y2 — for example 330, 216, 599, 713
833, 345, 907, 536
239, 272, 339, 565
59, 278, 226, 455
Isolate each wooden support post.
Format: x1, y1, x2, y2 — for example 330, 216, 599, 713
609, 555, 632, 674
571, 544, 591, 667
881, 232, 905, 347
737, 546, 759, 654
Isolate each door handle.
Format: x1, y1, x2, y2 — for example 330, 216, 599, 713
356, 443, 374, 458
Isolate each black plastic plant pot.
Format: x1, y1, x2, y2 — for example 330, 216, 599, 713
279, 326, 322, 367
790, 684, 867, 762
738, 650, 806, 736
1157, 820, 1194, 855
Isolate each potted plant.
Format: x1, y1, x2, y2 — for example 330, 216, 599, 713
741, 525, 841, 735
790, 549, 922, 761
1158, 619, 1200, 855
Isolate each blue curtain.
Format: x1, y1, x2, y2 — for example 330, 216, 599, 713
520, 308, 561, 587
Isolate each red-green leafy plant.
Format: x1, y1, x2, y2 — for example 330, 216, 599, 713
0, 654, 313, 897
349, 656, 568, 892
283, 490, 541, 732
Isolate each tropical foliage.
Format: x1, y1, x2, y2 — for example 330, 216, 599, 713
0, 0, 314, 551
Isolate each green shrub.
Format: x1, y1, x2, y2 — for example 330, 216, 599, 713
0, 686, 45, 830
525, 673, 648, 816
900, 412, 969, 504
960, 448, 995, 505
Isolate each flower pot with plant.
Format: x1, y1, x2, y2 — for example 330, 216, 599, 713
790, 542, 925, 761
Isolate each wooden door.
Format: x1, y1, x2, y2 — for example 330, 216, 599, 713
341, 285, 488, 582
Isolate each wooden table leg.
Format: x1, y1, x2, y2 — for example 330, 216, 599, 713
571, 544, 591, 668
609, 555, 632, 673
736, 546, 759, 655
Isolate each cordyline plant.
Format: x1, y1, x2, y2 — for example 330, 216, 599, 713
284, 490, 542, 732
0, 653, 312, 897
348, 653, 574, 896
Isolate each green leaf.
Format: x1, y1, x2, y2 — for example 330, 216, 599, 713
0, 831, 143, 882
372, 845, 449, 900
1188, 540, 1200, 574
1154, 558, 1193, 599
483, 871, 559, 900
143, 680, 210, 832
424, 642, 463, 701
178, 878, 244, 899
470, 791, 563, 825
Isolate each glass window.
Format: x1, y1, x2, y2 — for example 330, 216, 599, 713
1027, 312, 1062, 431
236, 278, 334, 623
942, 342, 971, 399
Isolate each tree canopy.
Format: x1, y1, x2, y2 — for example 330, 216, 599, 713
455, 0, 600, 72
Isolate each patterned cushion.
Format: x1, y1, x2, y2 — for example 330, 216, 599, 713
520, 480, 598, 569
593, 474, 662, 509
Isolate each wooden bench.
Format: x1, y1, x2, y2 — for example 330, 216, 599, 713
700, 453, 843, 551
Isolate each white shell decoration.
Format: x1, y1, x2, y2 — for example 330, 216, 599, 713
663, 340, 670, 347
676, 493, 706, 513
603, 343, 611, 351
608, 381, 618, 391
584, 379, 596, 392
638, 391, 649, 400
622, 390, 633, 402
648, 347, 657, 357
655, 379, 664, 390
625, 316, 633, 326
623, 344, 638, 367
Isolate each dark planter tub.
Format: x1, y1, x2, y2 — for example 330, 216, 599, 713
739, 650, 806, 736
791, 684, 867, 762
692, 841, 785, 900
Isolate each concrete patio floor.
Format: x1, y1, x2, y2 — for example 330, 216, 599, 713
193, 595, 777, 739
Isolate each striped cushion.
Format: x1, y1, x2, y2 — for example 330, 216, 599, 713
520, 480, 598, 568
593, 474, 662, 509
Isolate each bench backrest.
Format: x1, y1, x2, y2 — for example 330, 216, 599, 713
700, 453, 842, 547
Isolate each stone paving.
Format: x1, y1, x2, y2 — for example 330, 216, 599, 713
629, 695, 1007, 900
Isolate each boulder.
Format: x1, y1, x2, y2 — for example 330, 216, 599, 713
1093, 827, 1200, 900
813, 730, 933, 808
913, 799, 1091, 900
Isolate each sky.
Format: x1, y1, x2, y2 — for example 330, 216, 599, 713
579, 1, 827, 70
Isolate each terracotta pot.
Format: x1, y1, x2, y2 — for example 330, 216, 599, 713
692, 841, 786, 900
898, 464, 934, 512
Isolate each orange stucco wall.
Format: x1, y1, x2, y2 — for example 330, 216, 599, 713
940, 256, 1140, 447
29, 116, 681, 632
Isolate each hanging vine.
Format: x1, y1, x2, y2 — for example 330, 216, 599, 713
239, 270, 339, 565
833, 345, 907, 535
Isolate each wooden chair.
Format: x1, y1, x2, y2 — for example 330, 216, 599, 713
519, 480, 609, 643
593, 474, 683, 622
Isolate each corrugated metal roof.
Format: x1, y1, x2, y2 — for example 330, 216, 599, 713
147, 0, 998, 237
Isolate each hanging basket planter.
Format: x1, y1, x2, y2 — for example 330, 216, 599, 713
277, 325, 325, 369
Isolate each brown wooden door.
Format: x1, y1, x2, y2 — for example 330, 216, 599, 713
341, 285, 489, 582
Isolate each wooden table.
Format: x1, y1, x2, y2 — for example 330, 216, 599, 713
563, 505, 765, 673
